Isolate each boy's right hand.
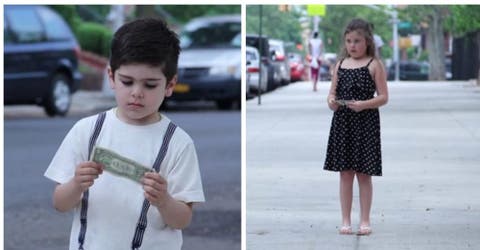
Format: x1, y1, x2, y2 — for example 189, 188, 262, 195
73, 161, 103, 192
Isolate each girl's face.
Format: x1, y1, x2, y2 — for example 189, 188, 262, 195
345, 30, 368, 59
108, 63, 176, 125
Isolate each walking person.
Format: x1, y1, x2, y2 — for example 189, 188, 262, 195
324, 18, 388, 236
308, 31, 323, 91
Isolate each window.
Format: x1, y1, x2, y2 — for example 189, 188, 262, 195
6, 8, 44, 43
37, 7, 73, 41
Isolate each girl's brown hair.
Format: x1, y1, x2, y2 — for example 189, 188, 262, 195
339, 18, 376, 59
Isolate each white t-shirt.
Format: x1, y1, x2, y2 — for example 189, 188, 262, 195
44, 108, 205, 250
309, 37, 323, 59
374, 34, 384, 56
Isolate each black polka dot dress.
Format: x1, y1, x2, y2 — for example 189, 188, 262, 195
324, 58, 382, 176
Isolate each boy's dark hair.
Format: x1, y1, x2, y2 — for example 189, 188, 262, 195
110, 18, 180, 82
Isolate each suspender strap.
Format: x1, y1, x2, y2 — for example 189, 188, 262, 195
78, 112, 106, 250
131, 122, 177, 250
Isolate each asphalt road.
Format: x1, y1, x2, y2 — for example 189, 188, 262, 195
4, 110, 240, 250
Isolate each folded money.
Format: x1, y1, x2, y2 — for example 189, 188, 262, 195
334, 99, 354, 106
90, 146, 153, 183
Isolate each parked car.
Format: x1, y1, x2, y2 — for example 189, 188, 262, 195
246, 46, 268, 94
174, 15, 241, 110
4, 5, 82, 116
246, 34, 280, 91
387, 61, 429, 81
288, 53, 305, 82
269, 39, 291, 85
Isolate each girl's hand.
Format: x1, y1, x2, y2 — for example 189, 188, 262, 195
327, 98, 339, 111
347, 100, 365, 112
74, 161, 103, 192
142, 172, 171, 208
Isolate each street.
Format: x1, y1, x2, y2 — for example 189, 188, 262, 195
4, 110, 240, 250
246, 80, 480, 249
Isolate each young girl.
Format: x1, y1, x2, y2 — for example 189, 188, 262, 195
324, 18, 388, 236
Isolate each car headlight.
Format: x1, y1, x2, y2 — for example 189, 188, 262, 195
209, 65, 240, 79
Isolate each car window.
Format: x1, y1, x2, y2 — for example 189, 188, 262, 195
4, 15, 13, 44
6, 8, 44, 43
181, 21, 241, 49
37, 7, 73, 41
246, 51, 257, 61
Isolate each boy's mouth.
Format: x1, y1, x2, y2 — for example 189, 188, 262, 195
128, 102, 144, 107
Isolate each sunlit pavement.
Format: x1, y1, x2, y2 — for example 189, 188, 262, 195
246, 80, 480, 249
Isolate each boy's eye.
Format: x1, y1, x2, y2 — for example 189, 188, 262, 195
121, 81, 133, 86
145, 83, 158, 89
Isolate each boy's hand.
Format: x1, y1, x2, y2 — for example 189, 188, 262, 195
142, 172, 171, 208
73, 161, 103, 192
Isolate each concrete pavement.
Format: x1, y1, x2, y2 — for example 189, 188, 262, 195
4, 91, 116, 119
246, 80, 480, 249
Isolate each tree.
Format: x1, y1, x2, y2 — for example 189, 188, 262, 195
246, 5, 303, 52
162, 5, 240, 24
399, 5, 449, 80
314, 5, 390, 55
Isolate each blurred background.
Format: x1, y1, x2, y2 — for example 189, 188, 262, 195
4, 5, 240, 250
246, 5, 480, 98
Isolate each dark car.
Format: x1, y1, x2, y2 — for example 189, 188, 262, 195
387, 61, 429, 81
246, 34, 280, 91
4, 5, 82, 116
173, 15, 241, 110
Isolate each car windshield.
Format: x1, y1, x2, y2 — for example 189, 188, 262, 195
180, 21, 241, 49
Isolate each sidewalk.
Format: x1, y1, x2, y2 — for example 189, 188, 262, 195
246, 81, 480, 249
4, 91, 116, 119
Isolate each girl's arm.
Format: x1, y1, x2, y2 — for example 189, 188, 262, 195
327, 61, 341, 111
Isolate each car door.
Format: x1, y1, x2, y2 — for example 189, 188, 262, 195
4, 6, 48, 103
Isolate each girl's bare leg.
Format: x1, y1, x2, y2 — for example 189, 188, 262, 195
340, 170, 355, 227
356, 172, 372, 228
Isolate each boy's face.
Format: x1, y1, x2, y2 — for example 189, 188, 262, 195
108, 63, 176, 125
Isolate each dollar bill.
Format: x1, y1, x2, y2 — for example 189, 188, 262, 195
90, 146, 152, 183
335, 99, 354, 106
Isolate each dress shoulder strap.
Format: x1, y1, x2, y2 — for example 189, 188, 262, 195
366, 57, 375, 67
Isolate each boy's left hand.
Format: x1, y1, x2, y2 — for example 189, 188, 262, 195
347, 100, 365, 112
142, 172, 171, 208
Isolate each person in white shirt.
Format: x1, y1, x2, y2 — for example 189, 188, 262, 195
309, 31, 324, 91
370, 23, 384, 58
44, 18, 205, 250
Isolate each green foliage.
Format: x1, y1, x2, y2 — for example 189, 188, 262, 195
162, 5, 240, 23
314, 5, 390, 54
246, 5, 303, 49
445, 5, 480, 37
76, 22, 113, 57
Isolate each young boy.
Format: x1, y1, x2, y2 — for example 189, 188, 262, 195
44, 18, 205, 249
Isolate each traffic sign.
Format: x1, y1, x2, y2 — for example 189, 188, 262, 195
307, 5, 326, 16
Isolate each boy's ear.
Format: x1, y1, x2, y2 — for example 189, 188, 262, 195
165, 75, 177, 97
107, 67, 115, 89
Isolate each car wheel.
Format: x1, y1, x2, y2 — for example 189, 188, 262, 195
216, 99, 234, 110
44, 73, 71, 117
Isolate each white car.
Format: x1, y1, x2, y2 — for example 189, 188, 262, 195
246, 46, 268, 94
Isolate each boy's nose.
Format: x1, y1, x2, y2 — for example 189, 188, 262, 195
131, 86, 144, 98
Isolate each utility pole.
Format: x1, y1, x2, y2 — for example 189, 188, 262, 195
258, 5, 263, 105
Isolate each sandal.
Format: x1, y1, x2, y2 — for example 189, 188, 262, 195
357, 225, 372, 236
339, 225, 353, 235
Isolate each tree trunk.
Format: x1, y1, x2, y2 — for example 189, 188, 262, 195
427, 8, 446, 81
